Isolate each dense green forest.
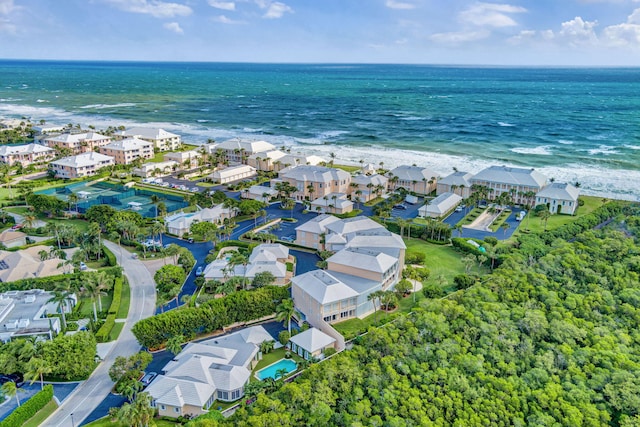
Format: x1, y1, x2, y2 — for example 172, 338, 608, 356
196, 204, 640, 426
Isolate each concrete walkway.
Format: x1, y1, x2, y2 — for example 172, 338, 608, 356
42, 241, 156, 427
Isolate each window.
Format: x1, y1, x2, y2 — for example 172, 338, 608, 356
160, 405, 166, 410
174, 407, 180, 414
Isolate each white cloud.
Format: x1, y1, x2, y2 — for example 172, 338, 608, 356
385, 0, 416, 10
105, 0, 192, 18
430, 30, 491, 43
459, 2, 527, 28
262, 2, 293, 19
0, 0, 16, 16
558, 16, 598, 44
212, 14, 246, 24
208, 1, 236, 11
0, 0, 17, 34
163, 21, 183, 34
601, 8, 640, 46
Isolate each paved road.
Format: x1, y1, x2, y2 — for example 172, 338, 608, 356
42, 241, 157, 427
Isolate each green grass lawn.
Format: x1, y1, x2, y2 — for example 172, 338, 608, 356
488, 210, 512, 232
117, 278, 131, 319
84, 417, 180, 427
333, 164, 361, 173
511, 195, 606, 238
108, 321, 125, 341
23, 399, 58, 427
456, 207, 485, 227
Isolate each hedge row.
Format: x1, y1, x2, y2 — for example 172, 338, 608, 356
0, 384, 53, 427
451, 237, 486, 256
103, 245, 117, 267
0, 266, 122, 293
109, 278, 123, 315
132, 286, 290, 349
95, 314, 116, 343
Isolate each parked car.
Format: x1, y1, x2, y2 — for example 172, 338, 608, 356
79, 262, 88, 271
455, 206, 463, 212
196, 266, 203, 276
393, 204, 407, 210
140, 372, 157, 387
187, 238, 194, 243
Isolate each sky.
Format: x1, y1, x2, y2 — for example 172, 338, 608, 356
1, 0, 640, 65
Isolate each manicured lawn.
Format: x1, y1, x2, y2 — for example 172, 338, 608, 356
334, 164, 361, 173
117, 278, 131, 319
4, 206, 30, 215
84, 417, 180, 427
456, 207, 485, 227
43, 218, 91, 233
108, 321, 125, 341
511, 195, 606, 238
488, 209, 512, 232
23, 399, 58, 427
404, 239, 483, 285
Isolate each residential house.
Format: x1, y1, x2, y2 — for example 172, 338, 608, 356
387, 165, 438, 195
0, 143, 55, 167
0, 245, 77, 283
294, 214, 341, 250
146, 326, 275, 418
418, 192, 463, 218
470, 165, 547, 204
132, 160, 179, 178
203, 243, 290, 285
289, 328, 336, 361
348, 173, 388, 203
0, 119, 25, 130
114, 127, 181, 151
165, 205, 235, 237
215, 139, 276, 164
210, 165, 257, 184
247, 150, 287, 171
310, 193, 353, 215
275, 153, 326, 171
99, 137, 154, 165
49, 152, 115, 179
278, 165, 351, 201
0, 289, 77, 342
0, 230, 27, 249
240, 185, 278, 203
164, 150, 202, 170
437, 171, 473, 198
43, 132, 112, 155
32, 125, 67, 135
535, 182, 580, 215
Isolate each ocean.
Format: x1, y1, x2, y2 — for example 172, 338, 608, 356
1, 61, 639, 200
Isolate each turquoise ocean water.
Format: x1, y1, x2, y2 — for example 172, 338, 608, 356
0, 61, 638, 199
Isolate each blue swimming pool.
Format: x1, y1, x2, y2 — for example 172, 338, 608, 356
255, 359, 297, 380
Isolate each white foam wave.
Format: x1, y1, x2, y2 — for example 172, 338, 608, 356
510, 145, 552, 155
624, 144, 640, 150
498, 122, 515, 127
557, 140, 574, 145
588, 145, 619, 155
36, 99, 48, 103
196, 119, 209, 123
79, 103, 137, 109
400, 116, 427, 121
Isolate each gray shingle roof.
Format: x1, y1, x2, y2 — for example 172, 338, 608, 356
536, 182, 579, 201
471, 165, 547, 188
289, 328, 336, 353
291, 270, 359, 304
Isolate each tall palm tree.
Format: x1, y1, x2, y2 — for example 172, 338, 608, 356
83, 277, 104, 321
275, 299, 296, 334
111, 392, 155, 427
92, 271, 111, 313
47, 289, 74, 329
228, 251, 249, 289
166, 335, 184, 356
150, 221, 165, 247
367, 290, 383, 325
25, 357, 52, 390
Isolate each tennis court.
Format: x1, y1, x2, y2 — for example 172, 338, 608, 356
38, 181, 188, 218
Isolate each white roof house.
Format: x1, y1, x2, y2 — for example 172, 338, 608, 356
49, 152, 115, 178
471, 165, 547, 190
247, 150, 287, 171
327, 247, 398, 274
536, 182, 580, 215
217, 139, 276, 154
289, 328, 337, 360
418, 192, 463, 218
277, 153, 326, 169
101, 137, 153, 153
132, 160, 179, 178
210, 165, 257, 184
204, 244, 289, 284
279, 165, 350, 183
295, 213, 341, 235
146, 325, 275, 417
240, 185, 278, 202
165, 205, 234, 237
291, 270, 360, 304
0, 143, 55, 166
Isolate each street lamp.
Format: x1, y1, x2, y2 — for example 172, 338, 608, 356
71, 413, 75, 427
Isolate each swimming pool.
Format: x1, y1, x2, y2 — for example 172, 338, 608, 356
255, 359, 297, 380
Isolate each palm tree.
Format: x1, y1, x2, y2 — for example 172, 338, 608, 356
83, 277, 105, 321
23, 214, 36, 230
539, 208, 551, 231
329, 152, 336, 167
150, 221, 165, 247
111, 392, 155, 427
47, 289, 74, 329
501, 222, 511, 237
367, 290, 383, 325
46, 222, 63, 250
92, 271, 111, 313
166, 334, 184, 356
275, 299, 296, 334
276, 368, 288, 380
68, 192, 79, 212
25, 357, 52, 390
1, 381, 20, 407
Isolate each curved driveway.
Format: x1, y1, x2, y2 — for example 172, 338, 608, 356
42, 241, 156, 427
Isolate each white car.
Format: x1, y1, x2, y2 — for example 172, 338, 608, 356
79, 262, 88, 271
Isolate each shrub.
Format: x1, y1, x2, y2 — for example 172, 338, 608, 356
324, 348, 337, 357
453, 274, 478, 290
483, 236, 498, 246
405, 252, 426, 265
279, 331, 290, 345
0, 384, 54, 427
422, 283, 445, 298
103, 245, 117, 267
96, 314, 116, 343
109, 278, 123, 315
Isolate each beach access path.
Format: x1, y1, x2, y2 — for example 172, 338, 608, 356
41, 240, 157, 427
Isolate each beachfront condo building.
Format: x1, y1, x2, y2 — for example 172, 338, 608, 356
114, 127, 181, 151
535, 182, 580, 215
214, 138, 276, 164
277, 165, 351, 201
310, 193, 354, 215
387, 165, 439, 195
203, 243, 291, 285
100, 137, 154, 165
437, 171, 473, 199
49, 152, 115, 179
163, 150, 202, 169
0, 143, 55, 167
132, 160, 179, 178
43, 132, 113, 155
470, 165, 547, 204
210, 164, 257, 184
